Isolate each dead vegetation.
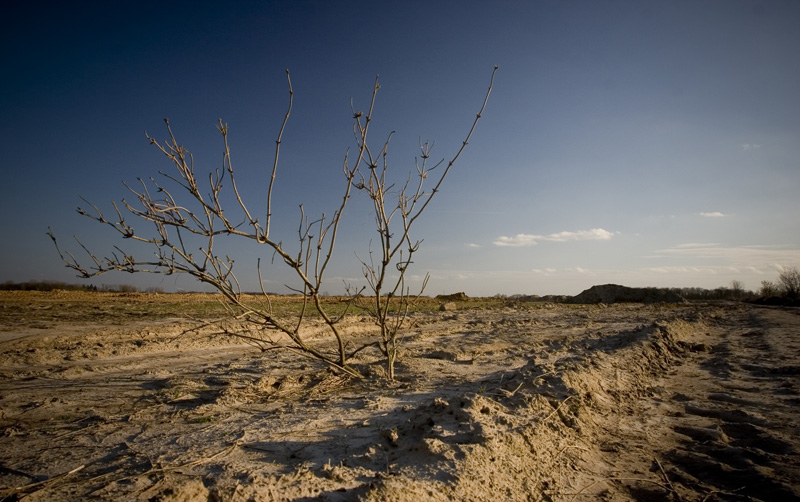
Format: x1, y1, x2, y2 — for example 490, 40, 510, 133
48, 68, 498, 381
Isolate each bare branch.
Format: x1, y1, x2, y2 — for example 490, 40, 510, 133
351, 66, 498, 379
265, 69, 293, 240
50, 68, 496, 382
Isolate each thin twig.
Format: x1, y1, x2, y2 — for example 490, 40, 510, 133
654, 456, 682, 501
498, 381, 525, 398
1, 464, 85, 498
543, 396, 573, 423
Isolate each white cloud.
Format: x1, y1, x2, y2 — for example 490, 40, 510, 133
741, 143, 762, 151
566, 267, 590, 274
545, 229, 615, 242
494, 234, 539, 247
465, 243, 481, 248
494, 228, 614, 247
699, 212, 726, 218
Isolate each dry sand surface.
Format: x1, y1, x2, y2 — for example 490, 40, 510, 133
1, 291, 799, 501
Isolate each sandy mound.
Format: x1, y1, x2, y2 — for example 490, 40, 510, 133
568, 283, 686, 304
435, 292, 469, 302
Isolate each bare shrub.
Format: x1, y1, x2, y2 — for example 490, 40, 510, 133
49, 68, 497, 380
759, 280, 779, 298
730, 280, 744, 299
778, 266, 800, 299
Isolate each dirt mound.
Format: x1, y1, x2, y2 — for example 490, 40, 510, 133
435, 292, 469, 301
568, 283, 686, 304
357, 319, 706, 500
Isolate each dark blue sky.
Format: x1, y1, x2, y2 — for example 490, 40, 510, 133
2, 1, 798, 295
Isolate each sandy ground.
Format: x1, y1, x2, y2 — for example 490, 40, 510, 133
0, 292, 799, 501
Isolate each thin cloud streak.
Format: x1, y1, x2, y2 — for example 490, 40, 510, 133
675, 242, 721, 249
494, 228, 614, 247
654, 244, 800, 269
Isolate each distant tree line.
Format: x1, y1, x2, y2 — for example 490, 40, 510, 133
666, 286, 750, 301
0, 280, 98, 292
492, 293, 571, 303
0, 280, 165, 293
493, 266, 800, 305
753, 266, 800, 304
666, 267, 799, 303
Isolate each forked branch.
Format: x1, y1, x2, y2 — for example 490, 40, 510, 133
353, 65, 498, 379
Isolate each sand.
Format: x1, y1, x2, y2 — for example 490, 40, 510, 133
1, 291, 798, 501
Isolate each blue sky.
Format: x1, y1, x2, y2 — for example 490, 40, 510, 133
2, 1, 798, 296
